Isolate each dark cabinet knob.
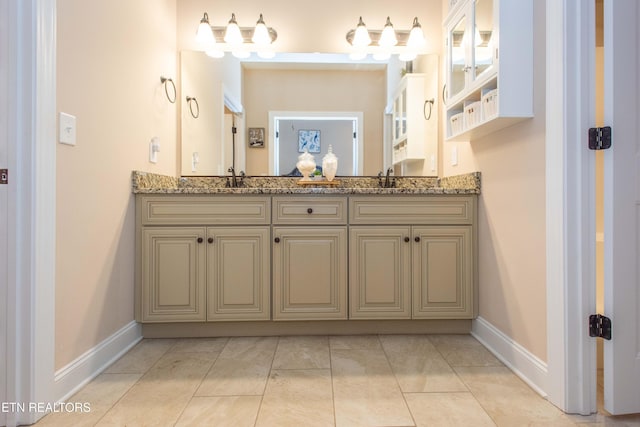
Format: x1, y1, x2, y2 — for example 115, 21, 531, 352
197, 237, 204, 243
404, 237, 410, 242
307, 208, 313, 214
274, 237, 280, 243
208, 237, 214, 244
414, 236, 421, 243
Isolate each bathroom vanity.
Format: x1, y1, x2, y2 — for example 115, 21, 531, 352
132, 172, 480, 337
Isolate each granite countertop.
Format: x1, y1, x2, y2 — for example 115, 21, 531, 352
131, 171, 481, 195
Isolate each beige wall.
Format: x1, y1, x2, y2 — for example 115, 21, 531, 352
442, 0, 548, 360
243, 68, 386, 176
56, 0, 177, 369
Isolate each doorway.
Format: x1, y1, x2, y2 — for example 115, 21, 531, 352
268, 112, 364, 176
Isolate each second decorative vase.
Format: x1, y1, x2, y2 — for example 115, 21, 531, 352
322, 145, 338, 182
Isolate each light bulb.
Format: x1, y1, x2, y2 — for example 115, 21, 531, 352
373, 51, 391, 61
399, 52, 417, 62
224, 13, 243, 45
252, 14, 271, 46
196, 12, 215, 47
379, 17, 397, 47
205, 48, 225, 58
257, 49, 276, 59
349, 51, 367, 60
352, 17, 371, 48
407, 17, 426, 49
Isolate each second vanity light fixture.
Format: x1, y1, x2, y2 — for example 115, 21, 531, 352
196, 12, 278, 59
346, 16, 426, 61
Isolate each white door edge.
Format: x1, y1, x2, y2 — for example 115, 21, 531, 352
545, 0, 598, 415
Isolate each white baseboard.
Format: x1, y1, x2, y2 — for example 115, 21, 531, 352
472, 317, 549, 397
54, 321, 142, 402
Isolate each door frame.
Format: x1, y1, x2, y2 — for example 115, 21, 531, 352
545, 0, 598, 415
5, 0, 57, 425
10, 0, 600, 420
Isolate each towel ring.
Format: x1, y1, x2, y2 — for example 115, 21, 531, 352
160, 76, 176, 103
186, 96, 200, 119
424, 98, 435, 120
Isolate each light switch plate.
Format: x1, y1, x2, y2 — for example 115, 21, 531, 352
59, 112, 77, 146
451, 145, 458, 166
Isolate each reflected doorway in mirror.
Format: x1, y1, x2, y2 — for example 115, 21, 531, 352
248, 127, 265, 148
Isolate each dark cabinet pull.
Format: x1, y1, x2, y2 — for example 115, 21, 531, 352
414, 236, 421, 243
274, 237, 280, 243
208, 237, 214, 244
307, 208, 313, 214
404, 236, 410, 242
197, 237, 204, 243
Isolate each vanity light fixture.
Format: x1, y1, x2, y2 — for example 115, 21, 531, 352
346, 16, 426, 62
196, 12, 278, 59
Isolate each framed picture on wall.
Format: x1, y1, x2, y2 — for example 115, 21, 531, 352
248, 127, 265, 148
298, 129, 321, 153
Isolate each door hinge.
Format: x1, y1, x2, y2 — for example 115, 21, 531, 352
588, 126, 612, 150
0, 169, 7, 184
589, 314, 612, 340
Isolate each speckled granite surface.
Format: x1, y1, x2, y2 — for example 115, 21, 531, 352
131, 171, 481, 195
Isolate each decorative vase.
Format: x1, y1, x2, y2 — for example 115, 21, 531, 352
296, 149, 316, 181
322, 145, 338, 182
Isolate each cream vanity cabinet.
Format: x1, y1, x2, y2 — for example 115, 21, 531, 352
135, 195, 271, 322
271, 196, 348, 320
349, 196, 476, 319
444, 0, 533, 140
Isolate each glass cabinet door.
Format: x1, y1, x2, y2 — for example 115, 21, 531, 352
449, 15, 467, 100
473, 0, 494, 80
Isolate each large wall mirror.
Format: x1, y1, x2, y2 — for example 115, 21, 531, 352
180, 51, 438, 177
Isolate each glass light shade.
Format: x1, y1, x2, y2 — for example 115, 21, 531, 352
231, 48, 251, 59
224, 13, 243, 45
352, 17, 371, 48
407, 17, 426, 49
378, 17, 397, 47
196, 13, 215, 47
252, 14, 271, 45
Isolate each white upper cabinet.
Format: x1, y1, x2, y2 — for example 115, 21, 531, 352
444, 0, 533, 141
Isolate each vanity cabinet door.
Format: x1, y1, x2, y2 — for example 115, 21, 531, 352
349, 227, 412, 319
412, 226, 475, 319
140, 227, 207, 322
272, 227, 347, 320
206, 227, 270, 321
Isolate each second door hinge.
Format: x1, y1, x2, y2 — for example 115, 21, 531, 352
588, 126, 612, 150
589, 314, 612, 340
0, 169, 7, 184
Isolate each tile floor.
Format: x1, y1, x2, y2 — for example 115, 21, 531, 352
34, 335, 640, 427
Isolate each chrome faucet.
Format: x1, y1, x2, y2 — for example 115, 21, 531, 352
226, 166, 245, 188
378, 167, 396, 188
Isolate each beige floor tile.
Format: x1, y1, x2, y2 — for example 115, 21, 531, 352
255, 369, 334, 427
380, 335, 468, 392
169, 337, 229, 354
330, 334, 382, 350
96, 352, 217, 427
331, 347, 414, 427
455, 366, 577, 427
272, 336, 330, 370
174, 396, 261, 427
404, 392, 497, 427
429, 334, 503, 367
34, 373, 141, 427
196, 336, 278, 396
104, 338, 176, 374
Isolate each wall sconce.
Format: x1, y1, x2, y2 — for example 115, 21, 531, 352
195, 12, 278, 59
346, 16, 426, 62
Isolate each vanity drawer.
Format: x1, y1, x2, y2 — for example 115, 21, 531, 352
349, 196, 475, 225
138, 195, 271, 225
273, 196, 348, 225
